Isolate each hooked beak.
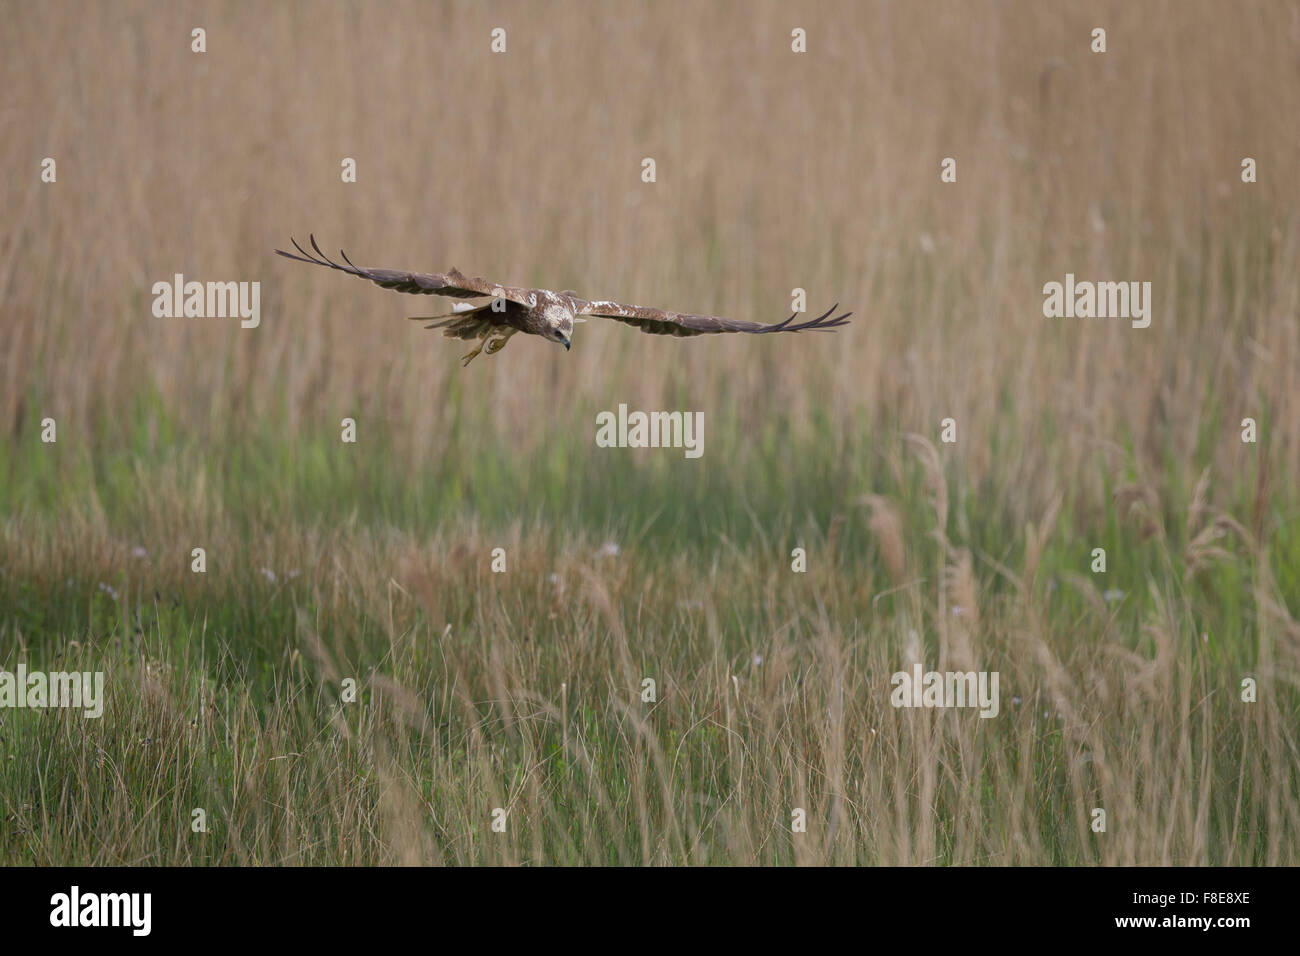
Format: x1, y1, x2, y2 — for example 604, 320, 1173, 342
563, 338, 571, 351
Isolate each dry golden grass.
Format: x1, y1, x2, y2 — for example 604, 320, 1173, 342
4, 1, 1297, 497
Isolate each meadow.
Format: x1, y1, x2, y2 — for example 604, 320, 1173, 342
1, 0, 1297, 865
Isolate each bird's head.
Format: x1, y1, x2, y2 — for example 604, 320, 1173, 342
544, 305, 574, 351
554, 319, 573, 350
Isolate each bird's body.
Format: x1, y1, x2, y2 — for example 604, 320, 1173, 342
276, 235, 850, 366
425, 289, 579, 363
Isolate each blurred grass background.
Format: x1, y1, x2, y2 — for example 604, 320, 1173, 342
0, 0, 1298, 864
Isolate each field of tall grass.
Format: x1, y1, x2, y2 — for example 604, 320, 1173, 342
1, 0, 1298, 864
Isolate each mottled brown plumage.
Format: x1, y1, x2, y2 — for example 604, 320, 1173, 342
276, 235, 851, 366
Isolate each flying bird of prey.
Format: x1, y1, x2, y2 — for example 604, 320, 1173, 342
276, 236, 851, 366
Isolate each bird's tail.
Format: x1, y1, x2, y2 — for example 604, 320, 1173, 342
409, 301, 499, 339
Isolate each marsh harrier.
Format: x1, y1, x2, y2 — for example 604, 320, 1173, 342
276, 235, 851, 365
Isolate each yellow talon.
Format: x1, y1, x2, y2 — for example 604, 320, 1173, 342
484, 328, 516, 355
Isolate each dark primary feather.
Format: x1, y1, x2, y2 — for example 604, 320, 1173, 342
274, 234, 536, 304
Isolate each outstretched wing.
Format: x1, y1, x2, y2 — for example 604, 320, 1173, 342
575, 298, 851, 337
275, 235, 539, 307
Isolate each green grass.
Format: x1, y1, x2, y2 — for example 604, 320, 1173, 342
1, 400, 1296, 865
